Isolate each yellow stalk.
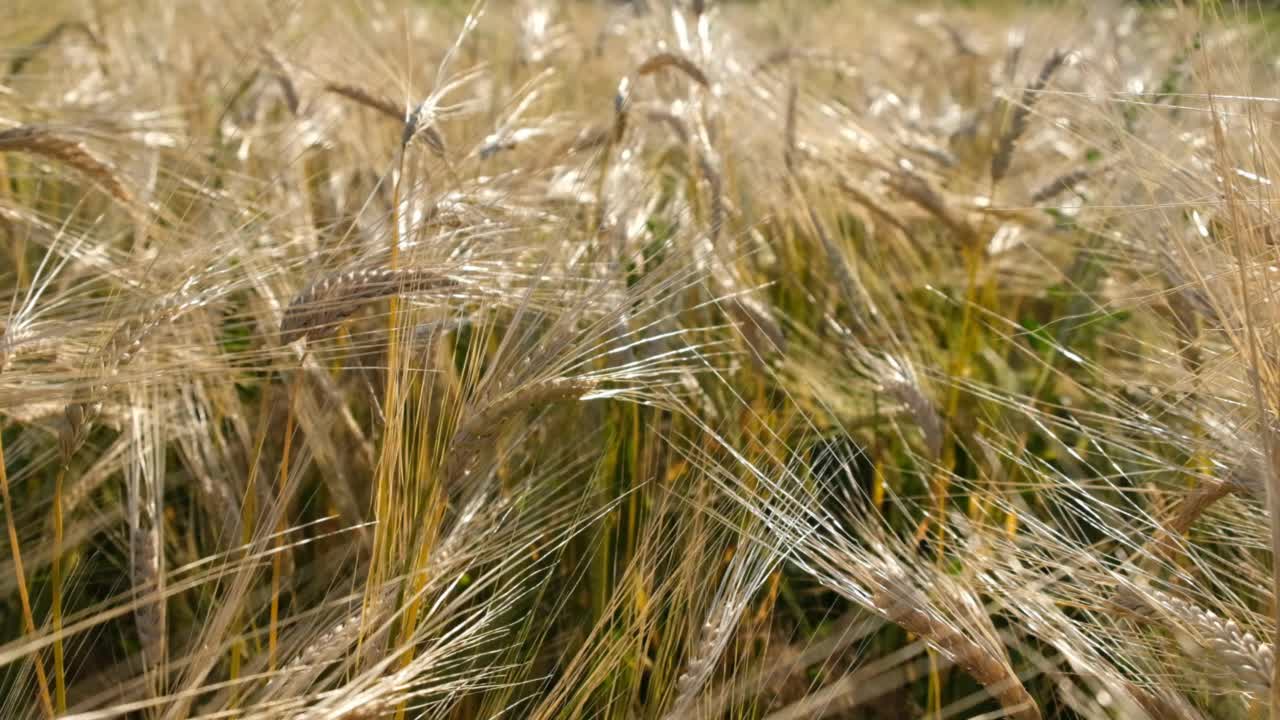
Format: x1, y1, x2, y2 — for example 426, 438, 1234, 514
1, 429, 56, 719
51, 462, 66, 713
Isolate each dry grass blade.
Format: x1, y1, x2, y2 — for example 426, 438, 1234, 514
696, 150, 724, 247
887, 171, 977, 244
753, 48, 858, 78
643, 107, 691, 145
636, 52, 710, 88
1145, 589, 1274, 694
262, 47, 300, 117
1150, 479, 1238, 560
1106, 479, 1240, 616
7, 20, 102, 77
62, 290, 201, 456
124, 387, 167, 687
835, 173, 914, 238
0, 125, 138, 214
322, 82, 446, 157
614, 76, 633, 142
805, 205, 864, 325
323, 82, 402, 121
567, 124, 611, 154
783, 82, 799, 173
886, 380, 943, 460
722, 293, 786, 360
262, 597, 375, 700
51, 435, 128, 524
444, 377, 598, 485
663, 536, 779, 720
873, 582, 1041, 720
403, 107, 448, 158
991, 49, 1067, 185
7, 3, 1280, 718
132, 514, 165, 668
279, 267, 458, 346
1031, 164, 1098, 204
1128, 686, 1209, 720
0, 435, 55, 719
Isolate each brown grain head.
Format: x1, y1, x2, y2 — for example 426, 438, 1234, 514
991, 49, 1067, 184
873, 579, 1041, 720
0, 125, 139, 215
279, 267, 458, 346
636, 52, 710, 89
